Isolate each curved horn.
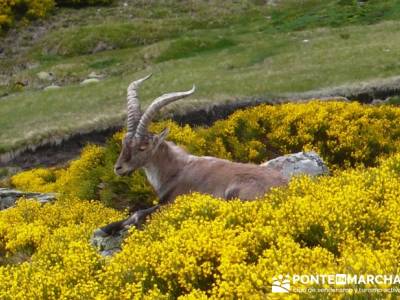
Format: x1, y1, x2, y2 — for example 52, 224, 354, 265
126, 74, 152, 136
135, 85, 196, 137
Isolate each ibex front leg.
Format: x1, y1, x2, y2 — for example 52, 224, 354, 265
95, 205, 160, 236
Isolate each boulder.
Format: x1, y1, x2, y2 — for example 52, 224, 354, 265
0, 188, 56, 210
262, 151, 329, 180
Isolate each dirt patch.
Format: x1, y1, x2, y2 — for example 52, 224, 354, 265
0, 128, 120, 170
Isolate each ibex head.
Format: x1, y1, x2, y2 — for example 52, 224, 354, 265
114, 74, 195, 176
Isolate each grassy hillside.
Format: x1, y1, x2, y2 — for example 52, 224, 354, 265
1, 0, 400, 155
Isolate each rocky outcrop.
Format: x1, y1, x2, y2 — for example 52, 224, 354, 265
92, 151, 329, 256
262, 151, 329, 180
0, 188, 56, 210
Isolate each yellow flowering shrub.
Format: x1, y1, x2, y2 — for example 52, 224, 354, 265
0, 0, 54, 29
150, 101, 400, 168
11, 101, 400, 211
201, 101, 400, 168
0, 0, 113, 30
1, 153, 400, 298
55, 144, 105, 199
11, 167, 59, 193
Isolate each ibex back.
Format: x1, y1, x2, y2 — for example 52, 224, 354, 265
100, 75, 288, 235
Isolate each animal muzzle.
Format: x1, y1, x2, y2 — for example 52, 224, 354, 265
114, 165, 131, 176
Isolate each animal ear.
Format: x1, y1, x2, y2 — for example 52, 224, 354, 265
154, 127, 169, 149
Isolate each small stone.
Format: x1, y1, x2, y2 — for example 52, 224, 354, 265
80, 78, 100, 85
90, 228, 128, 256
26, 62, 40, 70
88, 72, 103, 79
37, 71, 54, 81
44, 85, 60, 91
92, 41, 112, 54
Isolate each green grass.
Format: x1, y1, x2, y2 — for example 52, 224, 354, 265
156, 36, 236, 62
267, 0, 400, 32
387, 96, 400, 105
88, 57, 118, 69
2, 20, 400, 154
2, 0, 400, 155
34, 20, 181, 57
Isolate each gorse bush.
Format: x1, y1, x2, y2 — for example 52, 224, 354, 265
0, 0, 112, 30
1, 153, 400, 298
0, 0, 54, 29
4, 101, 400, 298
11, 101, 400, 209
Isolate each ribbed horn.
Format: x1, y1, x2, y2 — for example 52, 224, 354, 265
135, 85, 196, 137
126, 74, 152, 136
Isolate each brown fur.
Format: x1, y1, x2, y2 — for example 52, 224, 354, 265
100, 77, 288, 235
116, 137, 288, 203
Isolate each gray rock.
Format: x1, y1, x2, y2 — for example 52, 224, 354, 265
91, 206, 160, 256
80, 78, 100, 85
371, 99, 384, 105
91, 228, 128, 256
88, 72, 104, 79
44, 84, 60, 91
262, 151, 329, 180
0, 188, 56, 210
92, 41, 112, 54
37, 71, 54, 81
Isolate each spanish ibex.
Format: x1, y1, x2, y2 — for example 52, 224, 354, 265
98, 75, 288, 235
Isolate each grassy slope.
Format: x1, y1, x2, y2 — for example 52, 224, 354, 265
1, 0, 400, 154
